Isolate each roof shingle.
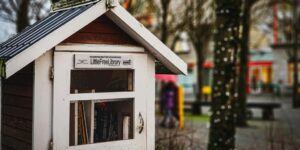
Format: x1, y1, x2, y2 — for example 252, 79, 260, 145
0, 3, 94, 60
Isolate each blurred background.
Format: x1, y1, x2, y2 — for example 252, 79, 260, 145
1, 0, 300, 149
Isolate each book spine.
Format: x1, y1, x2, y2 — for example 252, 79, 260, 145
123, 116, 130, 140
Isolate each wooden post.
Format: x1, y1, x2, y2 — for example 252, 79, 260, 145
33, 51, 53, 150
178, 85, 184, 129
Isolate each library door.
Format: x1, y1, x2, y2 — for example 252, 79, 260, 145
53, 52, 147, 150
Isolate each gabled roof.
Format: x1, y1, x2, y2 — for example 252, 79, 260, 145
0, 1, 187, 78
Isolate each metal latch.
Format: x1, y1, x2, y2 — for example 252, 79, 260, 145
137, 112, 144, 134
48, 139, 53, 150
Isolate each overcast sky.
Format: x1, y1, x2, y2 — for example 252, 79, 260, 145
0, 0, 51, 44
0, 21, 16, 43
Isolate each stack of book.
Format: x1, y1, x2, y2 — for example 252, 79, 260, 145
94, 103, 119, 142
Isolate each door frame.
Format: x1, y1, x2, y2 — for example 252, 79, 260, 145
52, 51, 148, 150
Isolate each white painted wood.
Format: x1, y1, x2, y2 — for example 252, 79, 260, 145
67, 92, 135, 101
33, 50, 53, 150
55, 44, 145, 53
131, 53, 148, 150
74, 54, 134, 69
53, 52, 148, 150
67, 140, 137, 150
5, 1, 187, 78
5, 0, 108, 78
106, 5, 187, 75
53, 52, 72, 150
146, 54, 155, 150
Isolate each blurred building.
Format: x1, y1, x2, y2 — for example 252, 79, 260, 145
249, 48, 273, 94
155, 32, 214, 102
174, 33, 214, 102
270, 2, 295, 96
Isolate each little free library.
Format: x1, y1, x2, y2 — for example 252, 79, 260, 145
0, 0, 187, 150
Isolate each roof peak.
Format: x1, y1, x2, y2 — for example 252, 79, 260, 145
1, 2, 186, 78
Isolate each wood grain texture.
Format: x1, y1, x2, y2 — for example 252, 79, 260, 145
1, 63, 33, 150
2, 115, 32, 132
2, 95, 33, 109
62, 15, 140, 46
2, 125, 32, 143
2, 135, 31, 150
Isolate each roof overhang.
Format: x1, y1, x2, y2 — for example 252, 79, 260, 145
5, 1, 107, 78
4, 1, 187, 78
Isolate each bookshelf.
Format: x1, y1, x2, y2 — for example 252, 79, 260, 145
70, 97, 133, 146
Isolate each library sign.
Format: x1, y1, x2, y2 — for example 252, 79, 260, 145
75, 54, 134, 69
51, 0, 100, 11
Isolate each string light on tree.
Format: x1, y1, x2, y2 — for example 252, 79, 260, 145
208, 0, 242, 149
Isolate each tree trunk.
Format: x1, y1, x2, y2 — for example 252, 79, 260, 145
293, 0, 300, 108
208, 0, 241, 149
192, 41, 204, 115
160, 0, 170, 44
236, 0, 253, 127
17, 0, 30, 32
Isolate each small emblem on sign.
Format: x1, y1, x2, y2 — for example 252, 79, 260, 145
77, 59, 89, 65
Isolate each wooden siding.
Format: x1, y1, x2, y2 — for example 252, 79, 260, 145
62, 15, 140, 46
1, 63, 34, 150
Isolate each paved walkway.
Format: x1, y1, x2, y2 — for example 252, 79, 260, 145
155, 95, 300, 150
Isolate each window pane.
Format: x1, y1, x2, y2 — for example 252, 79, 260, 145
70, 70, 134, 93
69, 99, 134, 146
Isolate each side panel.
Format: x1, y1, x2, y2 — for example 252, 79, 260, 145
33, 51, 53, 150
146, 55, 155, 150
1, 63, 34, 150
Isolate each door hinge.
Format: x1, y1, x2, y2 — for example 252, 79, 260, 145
48, 139, 53, 150
50, 67, 54, 80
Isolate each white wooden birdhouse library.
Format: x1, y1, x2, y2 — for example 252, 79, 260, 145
0, 0, 186, 150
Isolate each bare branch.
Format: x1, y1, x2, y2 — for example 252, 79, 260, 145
8, 0, 19, 11
0, 14, 15, 23
0, 1, 14, 17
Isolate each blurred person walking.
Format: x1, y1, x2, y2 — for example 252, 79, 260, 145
160, 82, 177, 128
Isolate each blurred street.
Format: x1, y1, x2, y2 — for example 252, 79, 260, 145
156, 95, 300, 150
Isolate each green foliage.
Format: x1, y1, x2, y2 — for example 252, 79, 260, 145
51, 0, 99, 11
0, 59, 6, 78
185, 113, 210, 122
119, 0, 154, 16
